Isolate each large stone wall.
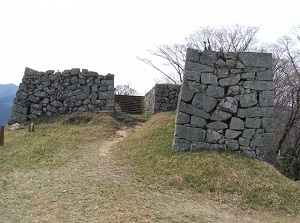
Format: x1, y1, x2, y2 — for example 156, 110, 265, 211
9, 67, 114, 123
144, 84, 181, 114
173, 49, 276, 164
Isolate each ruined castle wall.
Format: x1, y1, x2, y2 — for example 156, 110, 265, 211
144, 84, 181, 115
9, 67, 114, 123
173, 49, 276, 164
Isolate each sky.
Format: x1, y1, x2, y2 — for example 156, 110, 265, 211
0, 0, 299, 95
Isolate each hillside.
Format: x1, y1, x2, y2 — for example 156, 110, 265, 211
0, 84, 18, 125
1, 111, 300, 222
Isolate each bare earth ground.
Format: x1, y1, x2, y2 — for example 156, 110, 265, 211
1, 125, 299, 223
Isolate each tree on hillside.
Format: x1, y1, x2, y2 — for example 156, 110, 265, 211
115, 83, 138, 95
137, 24, 260, 84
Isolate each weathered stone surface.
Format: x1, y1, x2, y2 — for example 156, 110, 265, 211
25, 67, 38, 76
175, 125, 206, 141
186, 48, 200, 62
216, 59, 226, 67
206, 130, 222, 143
242, 148, 256, 158
190, 141, 210, 151
210, 110, 232, 121
184, 71, 201, 81
225, 129, 242, 139
217, 68, 229, 78
185, 61, 214, 72
176, 112, 190, 124
239, 93, 258, 108
227, 85, 240, 96
241, 72, 256, 80
217, 97, 238, 114
206, 121, 228, 130
257, 70, 273, 81
225, 140, 239, 150
200, 51, 217, 65
181, 90, 195, 103
243, 81, 273, 91
250, 133, 275, 147
229, 117, 245, 130
256, 146, 277, 165
237, 107, 274, 118
201, 73, 218, 85
239, 52, 272, 68
238, 137, 250, 146
190, 115, 207, 127
261, 118, 275, 132
259, 91, 274, 107
219, 75, 240, 87
207, 85, 225, 98
173, 138, 191, 151
183, 80, 207, 92
245, 118, 261, 128
192, 93, 217, 112
178, 101, 210, 119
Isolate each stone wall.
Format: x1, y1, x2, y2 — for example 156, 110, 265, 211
144, 84, 181, 114
9, 67, 114, 123
173, 49, 276, 165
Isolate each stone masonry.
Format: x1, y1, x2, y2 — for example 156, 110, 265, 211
173, 49, 276, 165
9, 67, 114, 123
144, 84, 181, 114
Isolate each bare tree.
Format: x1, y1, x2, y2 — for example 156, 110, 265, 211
115, 83, 138, 96
272, 27, 300, 158
137, 24, 260, 84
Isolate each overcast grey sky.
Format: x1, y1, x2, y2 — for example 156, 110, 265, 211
1, 0, 299, 95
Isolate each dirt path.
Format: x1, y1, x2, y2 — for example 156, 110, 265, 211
1, 125, 299, 223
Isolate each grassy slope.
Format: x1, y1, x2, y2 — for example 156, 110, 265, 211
0, 112, 120, 174
119, 111, 300, 213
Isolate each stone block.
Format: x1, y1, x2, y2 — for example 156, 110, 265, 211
210, 110, 232, 121
192, 93, 217, 112
238, 137, 250, 146
185, 61, 214, 72
217, 68, 229, 78
216, 59, 226, 67
207, 85, 225, 98
250, 133, 275, 147
178, 101, 210, 119
257, 70, 273, 81
175, 124, 206, 141
217, 97, 238, 114
186, 48, 200, 62
261, 118, 275, 132
245, 118, 261, 128
239, 93, 258, 108
241, 72, 256, 80
25, 67, 38, 76
190, 115, 207, 127
180, 90, 195, 103
229, 117, 245, 130
173, 138, 191, 151
218, 75, 241, 87
206, 121, 228, 130
176, 112, 190, 124
239, 52, 272, 68
184, 71, 201, 81
201, 73, 218, 85
227, 85, 240, 96
237, 107, 274, 118
256, 146, 277, 165
183, 80, 207, 92
225, 140, 239, 150
259, 91, 274, 107
200, 51, 217, 65
243, 81, 273, 91
206, 130, 222, 143
225, 129, 242, 139
190, 141, 210, 151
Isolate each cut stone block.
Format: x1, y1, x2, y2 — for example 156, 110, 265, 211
229, 117, 245, 130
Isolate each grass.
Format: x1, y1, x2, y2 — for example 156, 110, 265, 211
118, 111, 300, 214
0, 112, 120, 173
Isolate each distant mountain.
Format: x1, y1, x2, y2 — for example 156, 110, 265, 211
0, 84, 18, 125
0, 84, 18, 98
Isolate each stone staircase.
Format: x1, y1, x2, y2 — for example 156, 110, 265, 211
115, 95, 144, 114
